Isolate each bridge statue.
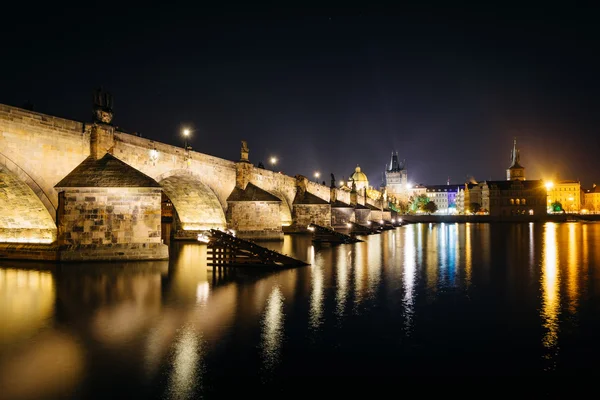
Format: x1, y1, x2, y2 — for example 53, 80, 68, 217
92, 87, 114, 124
330, 173, 336, 188
240, 140, 249, 162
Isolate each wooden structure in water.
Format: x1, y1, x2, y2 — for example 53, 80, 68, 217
308, 223, 363, 244
206, 229, 308, 269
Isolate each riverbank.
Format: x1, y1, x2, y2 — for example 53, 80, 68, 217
400, 214, 600, 224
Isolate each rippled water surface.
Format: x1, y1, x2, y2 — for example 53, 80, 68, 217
2, 222, 600, 398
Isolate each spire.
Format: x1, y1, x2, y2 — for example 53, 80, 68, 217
388, 151, 401, 172
510, 137, 520, 167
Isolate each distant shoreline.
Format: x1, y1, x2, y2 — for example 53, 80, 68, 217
399, 214, 600, 224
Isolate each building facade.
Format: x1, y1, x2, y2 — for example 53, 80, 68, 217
425, 185, 461, 214
487, 180, 546, 216
584, 184, 600, 213
547, 180, 581, 213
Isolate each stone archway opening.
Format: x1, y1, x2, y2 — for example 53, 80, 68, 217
0, 165, 56, 243
158, 173, 226, 236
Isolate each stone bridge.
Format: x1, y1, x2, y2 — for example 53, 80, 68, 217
0, 101, 390, 261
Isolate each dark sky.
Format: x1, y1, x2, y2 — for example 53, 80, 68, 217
2, 4, 600, 187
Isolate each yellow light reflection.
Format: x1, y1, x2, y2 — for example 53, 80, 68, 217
465, 224, 472, 287
168, 326, 202, 399
261, 286, 284, 371
425, 225, 438, 294
335, 249, 350, 318
0, 268, 55, 346
366, 234, 382, 299
541, 223, 560, 364
403, 225, 416, 332
566, 223, 579, 314
0, 331, 84, 400
309, 264, 324, 329
353, 243, 365, 308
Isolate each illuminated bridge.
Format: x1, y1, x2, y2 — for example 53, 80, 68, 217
0, 96, 392, 261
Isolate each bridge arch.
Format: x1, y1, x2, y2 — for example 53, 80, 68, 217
0, 165, 57, 243
264, 189, 293, 226
156, 170, 226, 231
0, 151, 56, 221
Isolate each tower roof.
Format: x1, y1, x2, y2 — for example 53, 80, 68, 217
509, 138, 524, 169
55, 153, 160, 188
388, 151, 405, 172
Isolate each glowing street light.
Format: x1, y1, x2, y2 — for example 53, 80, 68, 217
545, 181, 554, 190
314, 171, 320, 182
340, 180, 345, 187
182, 128, 191, 149
270, 156, 278, 169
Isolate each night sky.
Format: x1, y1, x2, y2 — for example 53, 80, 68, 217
2, 4, 600, 187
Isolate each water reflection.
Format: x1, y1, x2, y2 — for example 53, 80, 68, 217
167, 326, 203, 400
335, 248, 350, 319
541, 223, 560, 368
0, 268, 55, 347
261, 286, 284, 372
366, 234, 382, 299
465, 223, 472, 287
309, 264, 324, 330
566, 223, 579, 314
4, 222, 600, 393
353, 242, 365, 309
403, 225, 416, 333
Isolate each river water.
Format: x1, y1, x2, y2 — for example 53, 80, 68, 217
1, 222, 600, 398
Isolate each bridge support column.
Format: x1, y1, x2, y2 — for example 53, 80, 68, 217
287, 175, 331, 233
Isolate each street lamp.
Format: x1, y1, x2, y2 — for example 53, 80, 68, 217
270, 156, 278, 170
314, 171, 320, 182
183, 128, 190, 149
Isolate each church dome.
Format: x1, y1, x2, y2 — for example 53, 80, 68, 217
350, 165, 369, 189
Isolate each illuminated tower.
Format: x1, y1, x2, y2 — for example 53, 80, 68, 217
385, 151, 408, 199
506, 138, 525, 181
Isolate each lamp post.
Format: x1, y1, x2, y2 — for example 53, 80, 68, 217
314, 171, 320, 183
183, 128, 190, 149
270, 156, 278, 171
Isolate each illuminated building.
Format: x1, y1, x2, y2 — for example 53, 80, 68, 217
546, 180, 581, 213
584, 184, 600, 213
384, 152, 409, 201
425, 184, 461, 214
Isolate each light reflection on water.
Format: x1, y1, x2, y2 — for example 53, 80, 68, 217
403, 225, 416, 333
541, 222, 560, 368
261, 286, 284, 373
1, 222, 600, 396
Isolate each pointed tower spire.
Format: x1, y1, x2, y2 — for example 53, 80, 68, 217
507, 137, 525, 181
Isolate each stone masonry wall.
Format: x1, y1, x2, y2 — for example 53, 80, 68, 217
293, 204, 332, 228
226, 201, 283, 240
355, 209, 371, 225
58, 187, 162, 246
0, 104, 90, 218
331, 208, 355, 227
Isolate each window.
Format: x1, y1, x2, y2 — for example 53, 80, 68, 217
522, 198, 526, 205
516, 199, 520, 205
510, 199, 514, 205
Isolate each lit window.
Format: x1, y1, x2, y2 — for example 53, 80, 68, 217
516, 199, 520, 205
510, 199, 514, 205
522, 198, 526, 205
